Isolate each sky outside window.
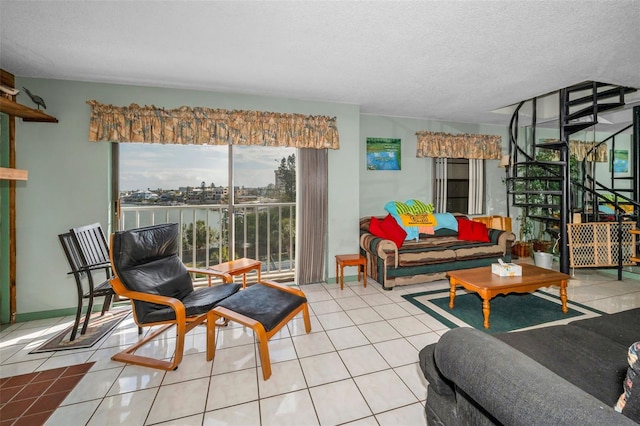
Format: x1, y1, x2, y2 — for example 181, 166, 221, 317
119, 143, 294, 191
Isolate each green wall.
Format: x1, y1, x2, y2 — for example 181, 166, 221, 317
358, 114, 510, 217
12, 77, 360, 320
9, 77, 528, 320
1, 113, 10, 323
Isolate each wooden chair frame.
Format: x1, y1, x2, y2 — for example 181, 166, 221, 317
209, 280, 311, 380
108, 234, 233, 371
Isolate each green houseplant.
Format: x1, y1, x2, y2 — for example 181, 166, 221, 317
512, 213, 533, 257
511, 147, 581, 258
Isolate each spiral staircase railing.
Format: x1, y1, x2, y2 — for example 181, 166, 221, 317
507, 82, 638, 277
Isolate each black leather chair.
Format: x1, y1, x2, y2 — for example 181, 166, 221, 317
109, 223, 241, 370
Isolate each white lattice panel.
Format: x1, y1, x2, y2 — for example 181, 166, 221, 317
567, 222, 636, 268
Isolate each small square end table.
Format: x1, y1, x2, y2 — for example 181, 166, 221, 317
335, 254, 367, 290
208, 258, 262, 288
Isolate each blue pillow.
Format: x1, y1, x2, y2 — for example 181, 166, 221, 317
599, 204, 615, 214
433, 213, 458, 231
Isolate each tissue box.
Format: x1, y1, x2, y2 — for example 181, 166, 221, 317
491, 263, 522, 277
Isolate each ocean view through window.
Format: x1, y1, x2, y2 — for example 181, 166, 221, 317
118, 143, 297, 282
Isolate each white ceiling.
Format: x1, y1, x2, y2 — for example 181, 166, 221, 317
1, 1, 639, 129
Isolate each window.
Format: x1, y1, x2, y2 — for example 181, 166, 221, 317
116, 143, 296, 279
230, 145, 296, 271
433, 158, 485, 214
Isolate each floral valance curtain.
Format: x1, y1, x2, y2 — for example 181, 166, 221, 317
415, 131, 502, 159
87, 100, 340, 149
540, 139, 608, 162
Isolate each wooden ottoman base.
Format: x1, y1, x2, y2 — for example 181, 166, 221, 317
209, 280, 311, 380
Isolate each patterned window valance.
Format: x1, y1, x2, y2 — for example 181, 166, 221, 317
86, 101, 340, 149
415, 131, 502, 159
540, 139, 608, 162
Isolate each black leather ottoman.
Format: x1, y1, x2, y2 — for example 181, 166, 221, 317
209, 280, 311, 380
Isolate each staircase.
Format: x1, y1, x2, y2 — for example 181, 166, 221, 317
507, 81, 639, 275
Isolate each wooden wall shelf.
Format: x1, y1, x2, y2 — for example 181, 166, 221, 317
0, 98, 58, 123
0, 167, 28, 180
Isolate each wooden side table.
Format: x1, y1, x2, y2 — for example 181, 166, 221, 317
335, 254, 367, 290
208, 257, 262, 288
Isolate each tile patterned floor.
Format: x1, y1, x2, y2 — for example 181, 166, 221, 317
1, 262, 639, 425
0, 362, 94, 425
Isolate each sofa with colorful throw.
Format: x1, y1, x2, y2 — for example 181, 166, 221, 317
359, 201, 516, 290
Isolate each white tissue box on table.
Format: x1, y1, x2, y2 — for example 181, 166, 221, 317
491, 263, 522, 276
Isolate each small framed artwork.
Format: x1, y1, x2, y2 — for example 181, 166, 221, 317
366, 137, 401, 170
610, 149, 629, 173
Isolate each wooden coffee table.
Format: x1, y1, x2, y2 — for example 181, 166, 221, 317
447, 263, 570, 329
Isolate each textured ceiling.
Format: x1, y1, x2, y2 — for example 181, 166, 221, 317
1, 1, 639, 128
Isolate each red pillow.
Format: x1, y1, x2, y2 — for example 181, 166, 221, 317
369, 216, 388, 239
381, 214, 407, 248
457, 218, 490, 242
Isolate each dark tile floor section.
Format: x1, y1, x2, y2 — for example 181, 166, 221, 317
0, 362, 94, 426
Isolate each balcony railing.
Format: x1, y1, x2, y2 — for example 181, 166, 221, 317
119, 203, 296, 284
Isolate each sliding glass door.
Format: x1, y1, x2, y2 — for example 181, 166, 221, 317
115, 143, 296, 277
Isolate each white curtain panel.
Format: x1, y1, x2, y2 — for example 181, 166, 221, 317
468, 159, 484, 215
434, 158, 448, 212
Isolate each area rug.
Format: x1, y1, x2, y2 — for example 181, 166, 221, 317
30, 309, 130, 353
403, 288, 604, 334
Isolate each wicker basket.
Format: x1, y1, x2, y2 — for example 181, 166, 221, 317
511, 242, 532, 258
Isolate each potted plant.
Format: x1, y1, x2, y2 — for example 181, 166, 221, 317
532, 221, 553, 253
512, 213, 533, 258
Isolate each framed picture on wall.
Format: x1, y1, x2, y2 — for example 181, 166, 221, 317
366, 138, 401, 170
610, 149, 629, 173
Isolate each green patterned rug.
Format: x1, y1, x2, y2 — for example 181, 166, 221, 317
403, 289, 603, 334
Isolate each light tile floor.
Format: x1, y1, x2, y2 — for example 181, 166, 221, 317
1, 263, 640, 426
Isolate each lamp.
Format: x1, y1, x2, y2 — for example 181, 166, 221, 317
498, 155, 510, 216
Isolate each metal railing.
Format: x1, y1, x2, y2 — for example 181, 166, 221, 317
119, 203, 296, 283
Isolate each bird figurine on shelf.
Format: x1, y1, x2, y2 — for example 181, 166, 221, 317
22, 87, 46, 110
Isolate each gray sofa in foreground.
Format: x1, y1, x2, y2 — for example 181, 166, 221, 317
419, 308, 640, 425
